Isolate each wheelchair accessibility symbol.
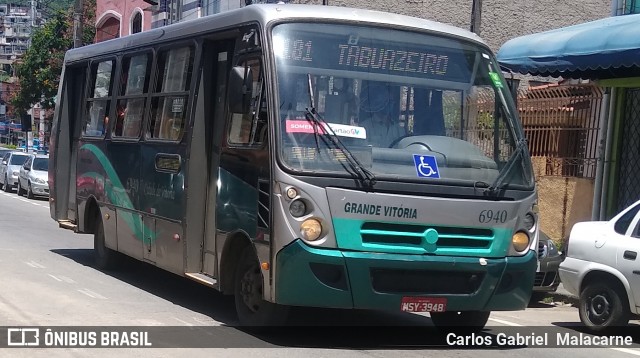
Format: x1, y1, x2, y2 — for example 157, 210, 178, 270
413, 154, 440, 178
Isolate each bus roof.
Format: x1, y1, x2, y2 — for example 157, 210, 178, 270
65, 4, 486, 63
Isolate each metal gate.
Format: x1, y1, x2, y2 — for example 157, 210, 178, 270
617, 88, 640, 212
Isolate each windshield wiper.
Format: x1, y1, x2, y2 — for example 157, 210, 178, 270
486, 139, 527, 196
304, 74, 377, 188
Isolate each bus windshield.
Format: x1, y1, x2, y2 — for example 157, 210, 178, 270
272, 23, 533, 190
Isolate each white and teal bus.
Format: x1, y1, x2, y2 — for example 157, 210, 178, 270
49, 4, 538, 328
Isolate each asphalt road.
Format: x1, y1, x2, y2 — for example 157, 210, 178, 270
2, 189, 640, 357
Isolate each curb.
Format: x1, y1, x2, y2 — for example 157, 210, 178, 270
533, 283, 579, 306
545, 290, 579, 306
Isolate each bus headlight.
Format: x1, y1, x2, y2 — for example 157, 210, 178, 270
289, 199, 307, 218
300, 219, 322, 241
512, 231, 530, 252
523, 213, 535, 231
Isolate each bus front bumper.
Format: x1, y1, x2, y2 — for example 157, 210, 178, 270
275, 240, 536, 312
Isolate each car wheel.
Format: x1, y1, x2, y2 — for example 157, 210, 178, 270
26, 183, 34, 199
430, 311, 490, 332
579, 281, 629, 332
3, 175, 9, 192
16, 180, 24, 196
94, 215, 119, 270
234, 246, 289, 327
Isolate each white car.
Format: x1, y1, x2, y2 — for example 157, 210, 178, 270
559, 200, 640, 332
17, 154, 49, 198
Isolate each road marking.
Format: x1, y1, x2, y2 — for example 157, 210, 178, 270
48, 274, 63, 282
612, 348, 640, 356
77, 289, 107, 299
24, 261, 46, 269
488, 317, 523, 327
172, 317, 194, 326
48, 274, 76, 283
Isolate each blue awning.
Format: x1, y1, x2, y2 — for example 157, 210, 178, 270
497, 13, 640, 79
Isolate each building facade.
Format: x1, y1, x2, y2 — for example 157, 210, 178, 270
143, 0, 610, 54
95, 0, 152, 42
0, 3, 42, 73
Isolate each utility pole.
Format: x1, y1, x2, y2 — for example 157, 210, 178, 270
73, 0, 83, 48
470, 0, 482, 35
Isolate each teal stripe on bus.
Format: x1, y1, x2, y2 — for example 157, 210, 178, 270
79, 143, 156, 242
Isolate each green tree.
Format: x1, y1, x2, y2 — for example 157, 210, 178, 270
11, 1, 95, 115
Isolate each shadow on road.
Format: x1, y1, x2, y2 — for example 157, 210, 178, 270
49, 248, 526, 349
50, 248, 238, 325
527, 300, 560, 309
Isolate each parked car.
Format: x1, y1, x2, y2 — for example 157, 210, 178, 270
559, 199, 640, 332
531, 231, 563, 300
17, 154, 49, 198
0, 147, 12, 159
0, 151, 31, 192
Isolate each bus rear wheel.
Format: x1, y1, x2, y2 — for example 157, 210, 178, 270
234, 246, 289, 327
430, 311, 490, 331
94, 216, 119, 270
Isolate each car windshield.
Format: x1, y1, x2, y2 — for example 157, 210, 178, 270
272, 23, 533, 190
32, 158, 48, 171
10, 154, 28, 165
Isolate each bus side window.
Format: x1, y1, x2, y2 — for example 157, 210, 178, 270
82, 60, 114, 137
228, 57, 265, 146
147, 46, 195, 141
113, 53, 151, 139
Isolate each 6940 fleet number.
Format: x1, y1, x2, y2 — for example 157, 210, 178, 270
478, 209, 508, 224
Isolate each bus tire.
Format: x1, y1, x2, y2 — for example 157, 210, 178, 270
579, 281, 629, 333
430, 311, 490, 331
234, 246, 289, 327
94, 216, 118, 270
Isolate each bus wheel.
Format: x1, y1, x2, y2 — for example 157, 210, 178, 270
579, 281, 629, 332
234, 246, 289, 327
430, 311, 490, 331
94, 216, 118, 270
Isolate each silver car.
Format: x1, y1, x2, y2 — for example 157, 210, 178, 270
0, 151, 30, 192
17, 154, 49, 198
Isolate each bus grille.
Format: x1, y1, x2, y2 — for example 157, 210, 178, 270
371, 268, 485, 294
360, 222, 493, 250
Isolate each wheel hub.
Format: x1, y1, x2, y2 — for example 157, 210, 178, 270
589, 293, 610, 320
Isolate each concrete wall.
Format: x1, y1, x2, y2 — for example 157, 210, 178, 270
531, 157, 594, 243
296, 0, 610, 53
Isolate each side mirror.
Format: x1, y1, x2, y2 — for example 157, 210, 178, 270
1, 160, 6, 165
229, 65, 253, 114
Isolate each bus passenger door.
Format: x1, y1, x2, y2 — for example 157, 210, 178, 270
201, 41, 233, 277
51, 64, 86, 223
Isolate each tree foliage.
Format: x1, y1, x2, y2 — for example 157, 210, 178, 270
11, 0, 95, 115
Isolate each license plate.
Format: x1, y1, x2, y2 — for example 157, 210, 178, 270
400, 297, 447, 312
